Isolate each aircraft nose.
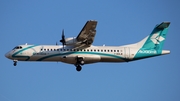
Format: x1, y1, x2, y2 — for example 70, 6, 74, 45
5, 52, 9, 58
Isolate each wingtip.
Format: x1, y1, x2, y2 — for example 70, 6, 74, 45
89, 20, 97, 22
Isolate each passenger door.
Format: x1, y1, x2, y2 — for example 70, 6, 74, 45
124, 47, 130, 59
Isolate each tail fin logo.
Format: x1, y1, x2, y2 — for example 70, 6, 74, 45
150, 33, 165, 44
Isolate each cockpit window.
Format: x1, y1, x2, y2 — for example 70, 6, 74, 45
12, 46, 23, 50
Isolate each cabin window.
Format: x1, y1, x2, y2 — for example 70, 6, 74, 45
41, 49, 43, 51
107, 50, 109, 52
91, 49, 93, 52
117, 50, 119, 52
44, 49, 46, 51
57, 49, 59, 51
114, 50, 116, 52
104, 50, 106, 52
94, 49, 96, 52
80, 49, 82, 51
101, 50, 103, 52
47, 49, 49, 51
54, 49, 56, 51
50, 49, 52, 51
87, 49, 89, 51
67, 49, 69, 51
64, 49, 66, 51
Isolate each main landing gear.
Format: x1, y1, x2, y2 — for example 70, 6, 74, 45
13, 60, 18, 66
75, 65, 82, 72
75, 57, 84, 72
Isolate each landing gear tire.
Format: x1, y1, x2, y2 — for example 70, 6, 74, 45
76, 65, 82, 72
13, 60, 17, 66
13, 62, 17, 66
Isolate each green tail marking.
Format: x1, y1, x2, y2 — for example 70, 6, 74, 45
134, 22, 170, 60
142, 22, 170, 51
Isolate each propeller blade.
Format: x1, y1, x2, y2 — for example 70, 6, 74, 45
62, 29, 65, 38
60, 29, 65, 43
60, 29, 66, 48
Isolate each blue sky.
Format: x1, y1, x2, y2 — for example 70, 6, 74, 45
1, 0, 180, 101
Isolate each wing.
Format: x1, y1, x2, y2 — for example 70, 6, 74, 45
76, 20, 97, 47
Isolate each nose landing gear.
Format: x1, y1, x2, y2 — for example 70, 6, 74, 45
13, 60, 18, 66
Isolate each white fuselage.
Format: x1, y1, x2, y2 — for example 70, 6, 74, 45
5, 44, 142, 65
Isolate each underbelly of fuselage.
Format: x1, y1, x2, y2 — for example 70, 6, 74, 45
14, 54, 127, 64
100, 56, 126, 62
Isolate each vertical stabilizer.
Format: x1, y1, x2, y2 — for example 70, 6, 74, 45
133, 22, 170, 60
138, 22, 170, 51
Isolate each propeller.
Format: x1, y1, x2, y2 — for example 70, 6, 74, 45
60, 29, 66, 48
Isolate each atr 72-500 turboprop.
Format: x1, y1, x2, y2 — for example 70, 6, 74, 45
5, 20, 170, 71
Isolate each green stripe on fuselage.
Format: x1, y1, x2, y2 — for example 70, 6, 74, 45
37, 52, 129, 61
12, 45, 39, 61
134, 49, 161, 60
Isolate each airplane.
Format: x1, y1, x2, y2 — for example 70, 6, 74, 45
5, 20, 170, 72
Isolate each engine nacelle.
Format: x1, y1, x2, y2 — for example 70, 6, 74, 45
65, 37, 78, 45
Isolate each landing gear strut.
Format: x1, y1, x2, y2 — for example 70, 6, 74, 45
13, 60, 18, 66
75, 57, 84, 72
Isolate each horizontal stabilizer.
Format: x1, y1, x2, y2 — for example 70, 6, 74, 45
162, 50, 170, 55
156, 22, 170, 29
